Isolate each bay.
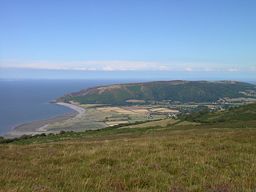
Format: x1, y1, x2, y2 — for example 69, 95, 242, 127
0, 79, 132, 135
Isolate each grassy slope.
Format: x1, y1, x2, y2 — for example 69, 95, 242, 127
183, 102, 256, 124
1, 104, 256, 192
66, 81, 256, 105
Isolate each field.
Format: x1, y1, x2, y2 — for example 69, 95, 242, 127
96, 106, 176, 115
46, 105, 173, 132
119, 118, 178, 129
1, 126, 256, 192
1, 103, 256, 191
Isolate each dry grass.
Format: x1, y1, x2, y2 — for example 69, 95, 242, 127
175, 121, 201, 126
97, 106, 150, 115
150, 108, 179, 113
105, 121, 129, 126
97, 106, 179, 115
120, 119, 178, 129
130, 109, 148, 114
1, 127, 256, 192
97, 107, 137, 115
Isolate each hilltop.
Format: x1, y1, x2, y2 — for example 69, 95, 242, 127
60, 80, 256, 105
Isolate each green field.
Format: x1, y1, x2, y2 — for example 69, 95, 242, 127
1, 103, 256, 191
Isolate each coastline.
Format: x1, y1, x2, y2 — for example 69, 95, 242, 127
56, 102, 85, 118
5, 102, 85, 138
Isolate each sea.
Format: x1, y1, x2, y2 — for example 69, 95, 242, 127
0, 79, 134, 135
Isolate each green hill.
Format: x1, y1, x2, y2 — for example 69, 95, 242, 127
61, 80, 256, 105
183, 102, 256, 124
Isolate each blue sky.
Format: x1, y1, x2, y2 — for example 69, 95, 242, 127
0, 0, 255, 80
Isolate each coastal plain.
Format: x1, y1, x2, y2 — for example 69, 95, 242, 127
1, 81, 256, 191
7, 103, 173, 137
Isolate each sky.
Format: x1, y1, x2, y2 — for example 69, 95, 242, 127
0, 0, 256, 80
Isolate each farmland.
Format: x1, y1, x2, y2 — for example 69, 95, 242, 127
1, 103, 256, 191
46, 105, 177, 132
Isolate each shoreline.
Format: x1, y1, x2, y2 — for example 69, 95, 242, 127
5, 102, 85, 138
56, 102, 85, 118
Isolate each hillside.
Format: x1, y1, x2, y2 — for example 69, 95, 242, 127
60, 80, 256, 105
1, 103, 256, 191
183, 102, 256, 124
